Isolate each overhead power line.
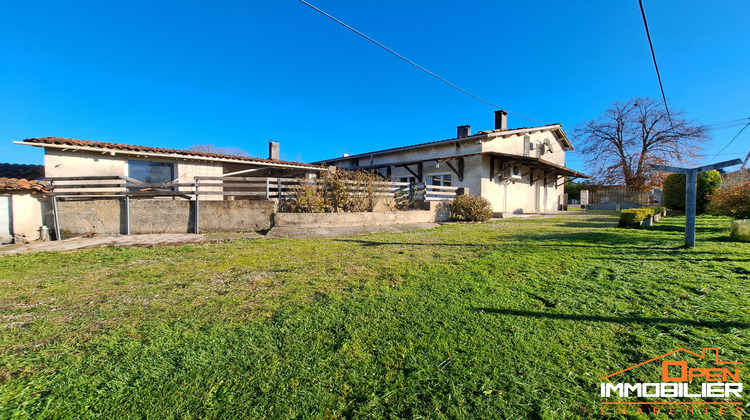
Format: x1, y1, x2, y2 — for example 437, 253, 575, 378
705, 117, 750, 131
709, 122, 750, 163
297, 0, 546, 124
638, 0, 673, 128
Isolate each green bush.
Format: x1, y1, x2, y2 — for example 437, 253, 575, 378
645, 205, 666, 215
450, 194, 493, 222
618, 206, 666, 227
663, 170, 722, 213
619, 208, 651, 226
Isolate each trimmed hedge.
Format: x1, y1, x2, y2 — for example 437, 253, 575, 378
618, 206, 666, 227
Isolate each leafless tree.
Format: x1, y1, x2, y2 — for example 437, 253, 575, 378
573, 97, 710, 190
187, 144, 250, 157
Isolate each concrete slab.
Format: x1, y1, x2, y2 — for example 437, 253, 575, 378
266, 222, 440, 239
0, 232, 263, 256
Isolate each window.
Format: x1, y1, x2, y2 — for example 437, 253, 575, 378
397, 176, 417, 184
429, 174, 452, 187
127, 160, 175, 184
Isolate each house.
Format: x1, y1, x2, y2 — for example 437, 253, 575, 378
17, 137, 325, 187
315, 111, 587, 214
0, 164, 49, 243
13, 138, 327, 238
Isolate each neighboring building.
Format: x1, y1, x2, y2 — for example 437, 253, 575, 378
0, 176, 49, 244
16, 137, 325, 193
0, 163, 44, 180
315, 111, 587, 214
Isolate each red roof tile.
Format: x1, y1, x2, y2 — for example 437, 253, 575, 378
0, 178, 49, 193
22, 137, 324, 169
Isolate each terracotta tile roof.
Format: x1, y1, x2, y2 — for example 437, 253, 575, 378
0, 163, 44, 180
0, 177, 49, 193
22, 137, 325, 169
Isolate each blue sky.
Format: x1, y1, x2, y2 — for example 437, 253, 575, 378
2, 0, 748, 175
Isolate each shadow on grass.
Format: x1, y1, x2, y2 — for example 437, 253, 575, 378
472, 307, 750, 330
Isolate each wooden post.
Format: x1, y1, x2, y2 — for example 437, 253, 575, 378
265, 177, 270, 200
650, 158, 741, 247
277, 178, 282, 199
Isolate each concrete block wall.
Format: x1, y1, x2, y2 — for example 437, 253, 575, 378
54, 199, 274, 236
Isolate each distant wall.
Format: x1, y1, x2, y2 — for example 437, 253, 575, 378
54, 199, 274, 236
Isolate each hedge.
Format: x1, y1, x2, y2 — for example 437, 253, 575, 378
618, 206, 666, 227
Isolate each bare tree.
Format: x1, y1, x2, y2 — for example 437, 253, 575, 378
573, 97, 710, 190
187, 144, 250, 157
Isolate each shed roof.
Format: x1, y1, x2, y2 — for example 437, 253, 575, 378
0, 177, 49, 193
0, 163, 45, 180
19, 137, 325, 170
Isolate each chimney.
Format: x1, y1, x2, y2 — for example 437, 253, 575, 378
494, 110, 508, 130
457, 125, 471, 138
269, 140, 280, 160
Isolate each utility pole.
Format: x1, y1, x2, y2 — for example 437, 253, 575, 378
650, 159, 741, 247
741, 148, 750, 170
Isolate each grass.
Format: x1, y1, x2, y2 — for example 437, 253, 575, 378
0, 213, 748, 419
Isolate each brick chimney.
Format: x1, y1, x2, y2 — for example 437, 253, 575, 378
269, 140, 280, 160
494, 110, 508, 130
457, 125, 471, 138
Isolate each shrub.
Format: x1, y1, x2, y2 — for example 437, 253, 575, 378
289, 170, 388, 213
662, 170, 722, 213
619, 208, 652, 226
450, 195, 493, 222
618, 206, 666, 227
708, 183, 750, 220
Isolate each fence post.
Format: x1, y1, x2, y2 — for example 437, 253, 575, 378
51, 194, 61, 241
124, 196, 131, 235
194, 179, 200, 234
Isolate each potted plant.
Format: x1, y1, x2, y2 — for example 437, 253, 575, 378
708, 182, 750, 241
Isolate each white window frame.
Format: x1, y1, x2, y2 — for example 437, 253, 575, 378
427, 172, 452, 187
395, 176, 417, 184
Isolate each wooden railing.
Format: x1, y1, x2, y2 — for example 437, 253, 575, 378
45, 176, 463, 239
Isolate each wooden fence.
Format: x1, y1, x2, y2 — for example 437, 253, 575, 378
589, 188, 653, 206
45, 176, 462, 239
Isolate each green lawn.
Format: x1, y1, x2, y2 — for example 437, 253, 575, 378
0, 213, 748, 419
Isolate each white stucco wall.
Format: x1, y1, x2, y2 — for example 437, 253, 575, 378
479, 130, 566, 213
44, 149, 225, 199
0, 193, 45, 242
0, 196, 10, 243
328, 128, 571, 214
45, 149, 126, 178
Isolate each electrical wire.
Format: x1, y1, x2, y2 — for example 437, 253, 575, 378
708, 122, 750, 163
297, 0, 547, 124
638, 0, 673, 128
705, 117, 750, 131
